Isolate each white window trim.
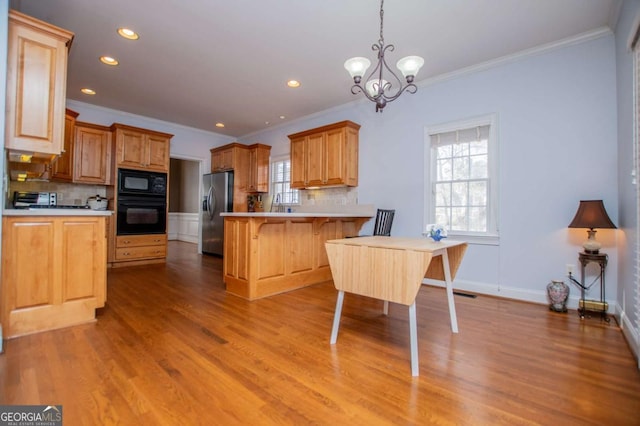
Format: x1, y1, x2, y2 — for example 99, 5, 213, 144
270, 154, 300, 206
424, 113, 499, 246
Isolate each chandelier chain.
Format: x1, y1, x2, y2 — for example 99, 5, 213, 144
379, 0, 385, 44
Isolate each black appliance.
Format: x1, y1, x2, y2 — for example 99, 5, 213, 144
117, 169, 168, 235
118, 168, 167, 196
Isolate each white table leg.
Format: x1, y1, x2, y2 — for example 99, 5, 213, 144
409, 301, 419, 376
330, 291, 345, 344
442, 249, 459, 333
383, 300, 389, 315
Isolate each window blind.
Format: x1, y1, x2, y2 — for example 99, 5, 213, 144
430, 125, 490, 147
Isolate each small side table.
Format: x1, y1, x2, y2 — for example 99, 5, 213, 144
577, 251, 609, 323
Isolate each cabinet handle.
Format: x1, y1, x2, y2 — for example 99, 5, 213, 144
123, 240, 130, 244
123, 252, 130, 256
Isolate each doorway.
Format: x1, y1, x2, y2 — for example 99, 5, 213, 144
168, 157, 201, 246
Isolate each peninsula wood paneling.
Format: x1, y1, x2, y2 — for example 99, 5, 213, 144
223, 215, 370, 300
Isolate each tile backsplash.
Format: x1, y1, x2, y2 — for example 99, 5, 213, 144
7, 181, 108, 207
300, 186, 358, 207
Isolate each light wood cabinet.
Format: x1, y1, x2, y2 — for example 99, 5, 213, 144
51, 109, 80, 181
247, 143, 271, 193
73, 122, 113, 184
223, 214, 370, 300
1, 215, 107, 338
5, 10, 73, 157
111, 123, 172, 172
52, 116, 113, 184
288, 121, 360, 189
211, 146, 237, 171
114, 234, 167, 264
210, 142, 271, 211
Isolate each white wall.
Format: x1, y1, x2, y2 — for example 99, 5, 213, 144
239, 32, 619, 308
615, 0, 640, 360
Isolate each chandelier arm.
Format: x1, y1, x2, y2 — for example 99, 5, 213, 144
381, 83, 418, 103
350, 84, 379, 103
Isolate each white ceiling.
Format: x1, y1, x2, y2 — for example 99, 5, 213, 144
11, 0, 621, 138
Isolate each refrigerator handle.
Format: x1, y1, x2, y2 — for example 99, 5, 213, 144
208, 186, 216, 219
209, 187, 217, 219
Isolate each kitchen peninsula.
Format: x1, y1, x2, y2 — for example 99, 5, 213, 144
221, 211, 374, 300
1, 209, 112, 338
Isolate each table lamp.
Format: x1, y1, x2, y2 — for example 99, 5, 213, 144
568, 200, 616, 254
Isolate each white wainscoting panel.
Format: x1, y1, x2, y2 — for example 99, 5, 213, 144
168, 212, 199, 243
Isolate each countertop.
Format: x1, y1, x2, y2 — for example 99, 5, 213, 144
221, 212, 374, 218
3, 209, 114, 217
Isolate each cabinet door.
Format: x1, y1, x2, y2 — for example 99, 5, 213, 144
147, 134, 170, 172
74, 124, 112, 184
306, 132, 326, 186
1, 216, 106, 338
51, 109, 78, 181
115, 128, 146, 169
211, 147, 234, 171
290, 137, 307, 188
248, 145, 270, 192
325, 128, 346, 186
60, 218, 107, 307
4, 12, 73, 155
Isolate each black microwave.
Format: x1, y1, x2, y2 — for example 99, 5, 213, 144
118, 168, 167, 197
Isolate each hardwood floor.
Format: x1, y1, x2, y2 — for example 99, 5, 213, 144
1, 241, 639, 425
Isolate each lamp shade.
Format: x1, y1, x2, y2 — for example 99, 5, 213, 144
344, 57, 371, 79
396, 55, 424, 79
568, 200, 617, 230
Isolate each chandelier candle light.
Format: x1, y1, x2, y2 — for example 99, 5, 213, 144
344, 0, 424, 112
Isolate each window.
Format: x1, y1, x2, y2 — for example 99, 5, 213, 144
270, 155, 299, 204
425, 114, 498, 244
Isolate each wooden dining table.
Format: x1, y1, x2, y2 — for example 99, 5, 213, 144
325, 236, 468, 376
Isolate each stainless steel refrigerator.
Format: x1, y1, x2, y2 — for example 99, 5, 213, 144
202, 172, 233, 255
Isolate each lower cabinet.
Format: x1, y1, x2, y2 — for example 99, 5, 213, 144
1, 215, 107, 338
223, 215, 370, 300
114, 234, 167, 265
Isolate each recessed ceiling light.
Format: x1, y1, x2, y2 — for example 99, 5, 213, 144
287, 80, 300, 88
265, 121, 270, 125
100, 56, 119, 66
215, 122, 225, 128
279, 115, 286, 120
81, 88, 96, 95
117, 28, 139, 40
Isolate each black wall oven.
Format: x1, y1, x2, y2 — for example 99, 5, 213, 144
117, 169, 167, 235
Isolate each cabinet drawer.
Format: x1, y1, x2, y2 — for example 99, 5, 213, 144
115, 245, 166, 260
116, 234, 166, 248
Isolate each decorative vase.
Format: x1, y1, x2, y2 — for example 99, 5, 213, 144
427, 225, 447, 242
547, 279, 569, 312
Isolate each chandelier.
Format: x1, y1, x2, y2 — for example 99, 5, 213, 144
344, 0, 424, 112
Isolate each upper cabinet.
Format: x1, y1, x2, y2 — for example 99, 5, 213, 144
74, 122, 113, 184
111, 123, 173, 172
51, 109, 80, 181
247, 144, 271, 193
51, 115, 113, 185
210, 142, 272, 211
288, 120, 360, 189
5, 10, 74, 156
211, 143, 245, 172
